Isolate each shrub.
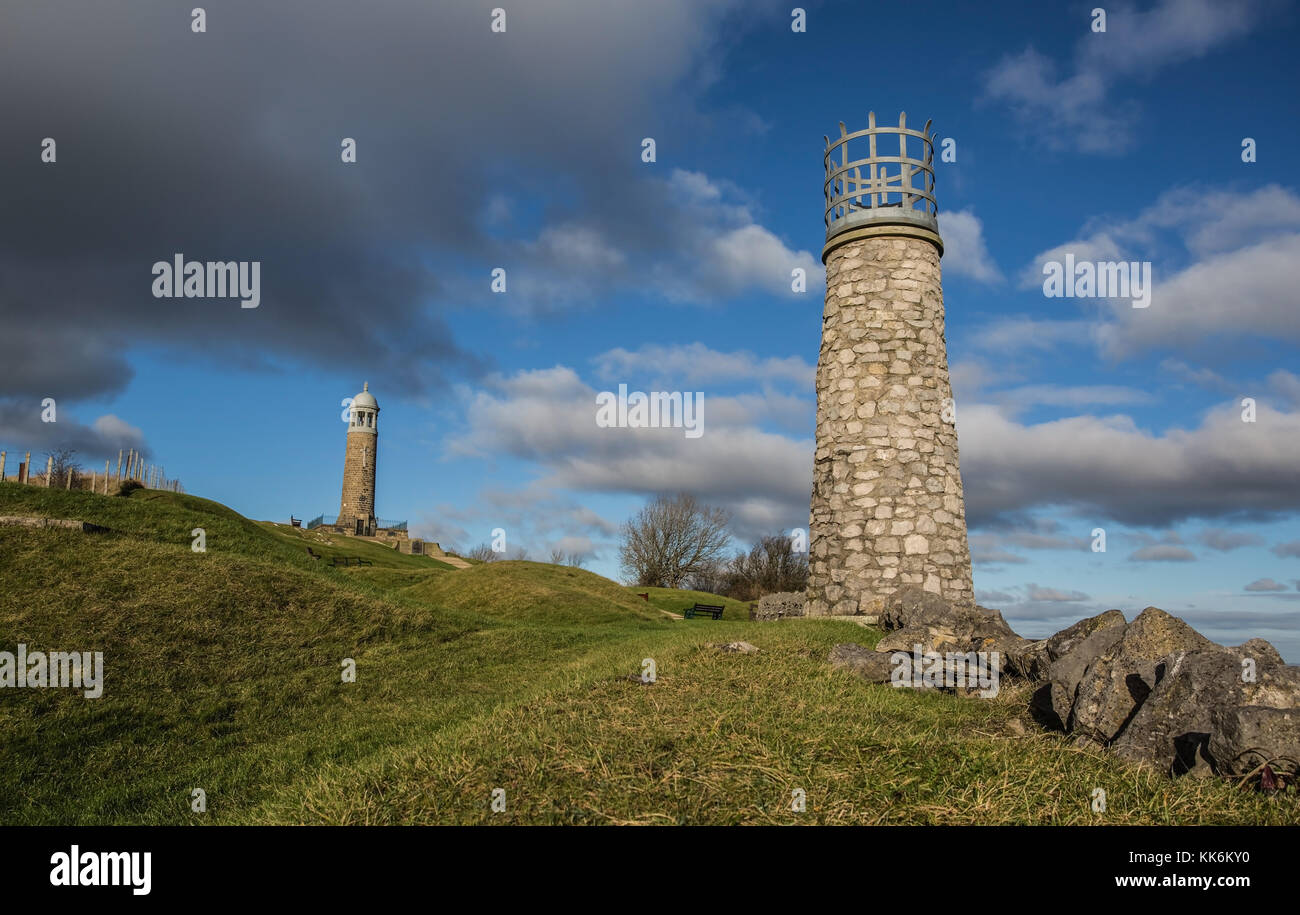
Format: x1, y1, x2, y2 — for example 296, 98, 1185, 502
115, 479, 144, 497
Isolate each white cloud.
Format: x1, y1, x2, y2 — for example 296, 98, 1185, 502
987, 384, 1156, 414
958, 400, 1300, 526
969, 318, 1095, 353
593, 343, 814, 388
938, 209, 1002, 283
451, 365, 813, 542
1012, 186, 1300, 359
1099, 233, 1300, 357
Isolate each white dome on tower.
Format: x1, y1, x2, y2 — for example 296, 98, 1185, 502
352, 381, 378, 410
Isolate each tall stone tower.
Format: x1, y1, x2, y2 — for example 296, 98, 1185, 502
338, 382, 379, 536
807, 112, 974, 616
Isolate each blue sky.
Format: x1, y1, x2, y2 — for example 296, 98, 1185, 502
3, 0, 1299, 657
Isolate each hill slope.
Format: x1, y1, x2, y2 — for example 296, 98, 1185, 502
402, 560, 666, 624
1, 482, 1295, 825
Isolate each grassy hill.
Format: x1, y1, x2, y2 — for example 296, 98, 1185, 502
403, 560, 666, 625
630, 585, 752, 619
1, 482, 1295, 825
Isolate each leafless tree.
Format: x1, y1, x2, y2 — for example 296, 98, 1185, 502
466, 543, 500, 563
722, 533, 809, 602
618, 493, 731, 588
564, 552, 587, 569
44, 449, 81, 489
684, 558, 729, 595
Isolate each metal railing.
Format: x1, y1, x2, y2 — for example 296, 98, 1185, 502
824, 111, 938, 241
303, 514, 405, 532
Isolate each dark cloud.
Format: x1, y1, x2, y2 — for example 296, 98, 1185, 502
0, 0, 776, 402
960, 403, 1300, 527
1197, 528, 1265, 552
1128, 544, 1196, 562
1244, 578, 1288, 592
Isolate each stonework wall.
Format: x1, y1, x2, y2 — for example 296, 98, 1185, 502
337, 427, 377, 534
807, 234, 974, 617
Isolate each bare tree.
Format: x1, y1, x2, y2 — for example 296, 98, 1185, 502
684, 558, 729, 595
618, 493, 731, 588
45, 449, 81, 489
723, 533, 809, 602
466, 543, 500, 563
549, 548, 566, 565
564, 552, 587, 569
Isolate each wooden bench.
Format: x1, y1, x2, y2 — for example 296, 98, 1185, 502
329, 556, 373, 567
683, 603, 724, 620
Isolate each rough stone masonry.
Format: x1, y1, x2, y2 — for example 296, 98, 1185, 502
807, 114, 974, 616
337, 381, 379, 536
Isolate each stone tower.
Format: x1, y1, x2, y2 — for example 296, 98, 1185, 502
807, 112, 974, 617
337, 381, 379, 536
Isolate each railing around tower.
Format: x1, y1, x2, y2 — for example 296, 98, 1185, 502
303, 514, 405, 532
824, 111, 938, 242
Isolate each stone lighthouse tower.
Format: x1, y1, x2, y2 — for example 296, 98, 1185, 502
337, 381, 379, 536
807, 112, 974, 617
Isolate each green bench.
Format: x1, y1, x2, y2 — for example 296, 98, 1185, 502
683, 603, 724, 620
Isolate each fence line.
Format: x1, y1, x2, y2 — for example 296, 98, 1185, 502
0, 447, 183, 495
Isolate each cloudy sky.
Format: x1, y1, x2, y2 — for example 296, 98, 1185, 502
3, 0, 1299, 657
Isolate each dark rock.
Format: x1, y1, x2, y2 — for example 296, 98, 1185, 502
1068, 608, 1217, 745
880, 587, 953, 631
1035, 624, 1128, 730
1209, 704, 1300, 777
876, 623, 959, 655
1013, 609, 1128, 682
878, 587, 1020, 662
1109, 647, 1300, 774
828, 643, 896, 683
1004, 638, 1049, 681
1229, 638, 1285, 670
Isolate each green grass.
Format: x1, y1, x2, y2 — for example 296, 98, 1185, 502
1, 481, 1296, 825
629, 585, 752, 619
402, 560, 666, 625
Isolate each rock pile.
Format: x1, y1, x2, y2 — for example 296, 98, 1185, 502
753, 591, 806, 621
829, 586, 1300, 780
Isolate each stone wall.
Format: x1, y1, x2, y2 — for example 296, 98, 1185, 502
336, 427, 377, 535
807, 234, 973, 616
